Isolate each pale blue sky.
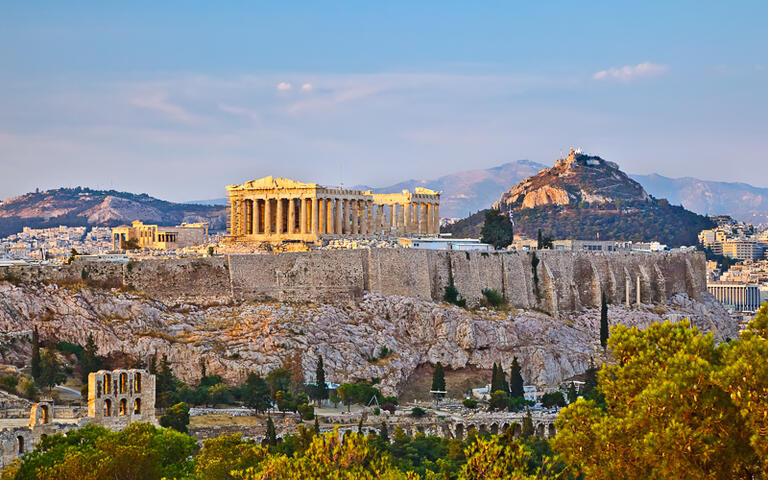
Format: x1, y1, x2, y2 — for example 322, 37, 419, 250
1, 1, 766, 201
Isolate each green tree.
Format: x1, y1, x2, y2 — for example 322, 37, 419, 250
489, 391, 509, 411
159, 402, 190, 434
311, 355, 328, 404
490, 363, 509, 395
30, 326, 41, 382
337, 383, 356, 412
540, 391, 566, 409
194, 433, 263, 480
600, 291, 609, 349
509, 357, 524, 399
566, 382, 577, 404
265, 415, 277, 446
459, 436, 550, 480
521, 409, 534, 438
208, 383, 233, 406
80, 333, 100, 383
243, 372, 271, 413
444, 282, 466, 307
480, 209, 514, 249
266, 367, 291, 401
38, 348, 64, 391
431, 362, 446, 402
554, 320, 764, 479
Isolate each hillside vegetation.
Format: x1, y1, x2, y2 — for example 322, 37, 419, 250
443, 200, 715, 247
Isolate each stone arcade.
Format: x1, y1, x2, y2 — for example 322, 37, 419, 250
226, 176, 441, 243
0, 369, 156, 468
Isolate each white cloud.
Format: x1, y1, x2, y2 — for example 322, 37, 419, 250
593, 62, 668, 81
277, 81, 292, 91
301, 83, 313, 91
129, 94, 202, 123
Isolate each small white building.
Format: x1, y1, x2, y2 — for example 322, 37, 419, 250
398, 237, 493, 251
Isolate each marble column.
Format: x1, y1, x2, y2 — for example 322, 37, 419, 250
327, 199, 335, 234
287, 198, 296, 234
264, 199, 272, 235
318, 198, 325, 234
342, 199, 351, 234
298, 198, 307, 234
366, 201, 373, 235
311, 198, 319, 234
403, 202, 411, 234
335, 198, 343, 234
253, 199, 261, 235
420, 203, 428, 235
229, 200, 237, 236
275, 197, 284, 235
433, 203, 440, 234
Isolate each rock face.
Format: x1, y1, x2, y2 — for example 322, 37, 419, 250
0, 282, 737, 396
493, 149, 650, 211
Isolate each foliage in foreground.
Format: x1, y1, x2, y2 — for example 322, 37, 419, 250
553, 305, 768, 479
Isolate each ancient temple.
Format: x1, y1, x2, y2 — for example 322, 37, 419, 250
226, 177, 440, 242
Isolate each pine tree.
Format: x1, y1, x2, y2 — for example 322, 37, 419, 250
509, 357, 524, 399
583, 358, 599, 396
148, 354, 158, 375
266, 415, 277, 446
30, 326, 41, 382
39, 349, 64, 391
600, 291, 609, 349
358, 416, 364, 433
567, 382, 578, 403
313, 355, 328, 404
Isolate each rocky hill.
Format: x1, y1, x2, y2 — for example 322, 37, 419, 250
0, 282, 736, 396
444, 151, 716, 246
0, 187, 227, 237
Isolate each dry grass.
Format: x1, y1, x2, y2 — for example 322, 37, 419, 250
190, 414, 265, 427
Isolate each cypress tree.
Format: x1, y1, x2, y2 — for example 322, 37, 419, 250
314, 355, 328, 404
266, 415, 277, 446
498, 363, 510, 395
509, 357, 524, 399
30, 326, 41, 382
358, 416, 364, 434
314, 416, 320, 435
600, 292, 609, 349
537, 229, 543, 250
431, 362, 446, 392
379, 421, 389, 444
490, 363, 501, 392
522, 409, 534, 438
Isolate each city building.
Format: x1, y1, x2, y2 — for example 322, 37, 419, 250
226, 176, 440, 243
112, 221, 209, 250
707, 282, 763, 313
552, 239, 631, 252
397, 237, 492, 251
721, 240, 765, 261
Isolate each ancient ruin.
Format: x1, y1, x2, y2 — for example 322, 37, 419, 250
0, 369, 155, 468
112, 220, 209, 250
226, 176, 440, 243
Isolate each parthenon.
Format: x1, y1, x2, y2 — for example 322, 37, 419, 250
226, 177, 440, 242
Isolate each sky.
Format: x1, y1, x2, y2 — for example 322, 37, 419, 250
0, 1, 766, 202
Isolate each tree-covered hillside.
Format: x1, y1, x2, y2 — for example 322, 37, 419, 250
443, 200, 715, 247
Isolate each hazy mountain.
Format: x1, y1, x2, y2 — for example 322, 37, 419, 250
354, 160, 548, 218
0, 187, 227, 237
444, 151, 715, 246
630, 174, 768, 224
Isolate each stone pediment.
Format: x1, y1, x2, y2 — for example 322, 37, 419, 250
228, 176, 318, 191
414, 187, 439, 195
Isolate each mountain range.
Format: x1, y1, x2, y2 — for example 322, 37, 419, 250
443, 150, 716, 247
0, 187, 227, 237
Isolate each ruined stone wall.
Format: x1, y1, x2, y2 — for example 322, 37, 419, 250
0, 250, 707, 314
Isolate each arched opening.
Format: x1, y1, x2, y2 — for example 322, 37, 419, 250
119, 373, 127, 394
104, 374, 112, 394
104, 399, 112, 417
416, 426, 425, 434
17, 436, 24, 454
548, 424, 556, 438
536, 423, 545, 437
454, 423, 464, 440
478, 424, 488, 435
133, 398, 141, 414
119, 398, 127, 415
134, 373, 141, 393
490, 423, 499, 436
512, 422, 521, 437
40, 405, 50, 424
502, 423, 510, 436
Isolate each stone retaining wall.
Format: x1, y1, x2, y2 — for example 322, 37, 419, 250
0, 249, 706, 315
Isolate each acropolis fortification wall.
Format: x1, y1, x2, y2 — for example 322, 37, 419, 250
0, 249, 706, 316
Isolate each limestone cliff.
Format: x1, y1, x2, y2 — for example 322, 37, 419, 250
493, 149, 650, 210
0, 282, 737, 396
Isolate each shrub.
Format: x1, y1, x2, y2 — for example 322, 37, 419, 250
541, 391, 567, 409
381, 402, 396, 414
298, 403, 315, 420
481, 288, 505, 308
160, 402, 190, 433
444, 283, 467, 307
410, 406, 426, 418
462, 398, 478, 409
